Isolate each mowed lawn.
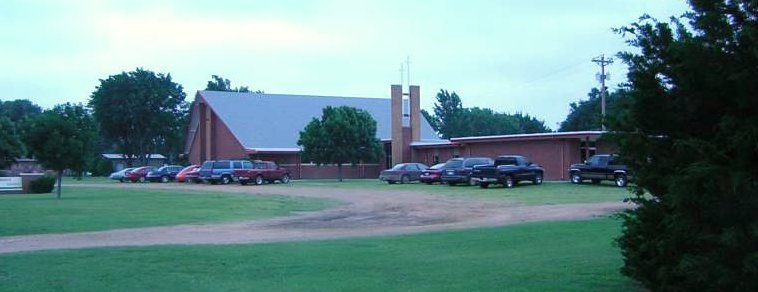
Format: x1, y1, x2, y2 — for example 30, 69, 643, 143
280, 179, 633, 205
0, 217, 640, 292
0, 187, 336, 236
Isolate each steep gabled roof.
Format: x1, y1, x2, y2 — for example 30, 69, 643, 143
191, 91, 440, 151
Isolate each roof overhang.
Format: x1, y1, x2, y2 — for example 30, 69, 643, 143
451, 131, 606, 143
409, 140, 461, 149
245, 148, 301, 154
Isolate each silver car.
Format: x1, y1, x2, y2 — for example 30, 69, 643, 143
109, 167, 135, 183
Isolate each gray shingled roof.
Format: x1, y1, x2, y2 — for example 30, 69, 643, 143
197, 91, 441, 150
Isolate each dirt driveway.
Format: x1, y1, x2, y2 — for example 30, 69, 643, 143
0, 183, 630, 254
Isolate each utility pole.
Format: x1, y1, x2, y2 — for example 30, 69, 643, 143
592, 54, 613, 131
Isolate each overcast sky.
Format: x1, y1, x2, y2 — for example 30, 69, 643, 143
0, 0, 691, 129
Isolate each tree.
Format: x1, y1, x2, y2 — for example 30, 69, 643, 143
205, 75, 262, 93
424, 89, 551, 138
0, 99, 42, 123
89, 68, 187, 167
613, 2, 758, 290
297, 106, 383, 182
0, 117, 23, 169
429, 89, 464, 138
559, 88, 625, 132
23, 103, 95, 198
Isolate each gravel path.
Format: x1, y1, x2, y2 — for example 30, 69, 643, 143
0, 183, 630, 254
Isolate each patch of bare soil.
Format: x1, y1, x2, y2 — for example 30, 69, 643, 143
0, 183, 630, 254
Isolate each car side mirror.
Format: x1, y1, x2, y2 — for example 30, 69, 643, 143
584, 160, 588, 164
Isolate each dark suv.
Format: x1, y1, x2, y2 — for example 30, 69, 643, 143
198, 160, 251, 184
440, 157, 494, 186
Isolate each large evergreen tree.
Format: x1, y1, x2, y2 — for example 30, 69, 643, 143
297, 106, 383, 182
89, 68, 187, 166
614, 2, 758, 290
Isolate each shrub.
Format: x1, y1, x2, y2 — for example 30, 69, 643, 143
29, 176, 55, 193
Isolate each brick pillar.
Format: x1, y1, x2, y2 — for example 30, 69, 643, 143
409, 85, 421, 142
205, 103, 213, 160
391, 85, 404, 166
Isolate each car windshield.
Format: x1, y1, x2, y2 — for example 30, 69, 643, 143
390, 164, 405, 170
429, 163, 445, 170
201, 161, 213, 169
444, 160, 463, 168
180, 165, 196, 172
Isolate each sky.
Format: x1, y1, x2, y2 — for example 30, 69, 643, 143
0, 0, 691, 129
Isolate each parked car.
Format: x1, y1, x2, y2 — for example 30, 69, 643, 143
419, 163, 446, 184
569, 154, 631, 187
440, 157, 494, 186
124, 166, 155, 183
234, 160, 291, 185
184, 167, 201, 184
472, 155, 544, 188
146, 165, 185, 183
109, 167, 135, 183
175, 165, 199, 183
198, 160, 249, 184
379, 163, 429, 184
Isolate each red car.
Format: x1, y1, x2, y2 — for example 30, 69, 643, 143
234, 160, 291, 185
419, 163, 446, 184
124, 166, 155, 183
175, 165, 199, 183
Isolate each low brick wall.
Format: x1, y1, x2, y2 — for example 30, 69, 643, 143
282, 164, 382, 180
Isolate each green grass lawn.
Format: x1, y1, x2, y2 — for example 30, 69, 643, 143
0, 217, 639, 292
61, 176, 114, 185
281, 179, 633, 205
0, 187, 336, 236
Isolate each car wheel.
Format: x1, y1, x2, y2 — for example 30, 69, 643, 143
281, 174, 290, 184
400, 175, 410, 184
387, 180, 396, 184
138, 176, 146, 183
591, 179, 601, 184
221, 175, 232, 185
425, 181, 433, 185
161, 176, 169, 183
570, 173, 582, 184
504, 176, 515, 188
479, 182, 489, 189
240, 180, 248, 186
448, 182, 457, 186
533, 173, 543, 185
119, 178, 124, 183
615, 175, 628, 187
254, 175, 264, 185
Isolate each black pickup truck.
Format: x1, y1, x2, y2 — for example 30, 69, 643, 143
471, 155, 544, 188
568, 154, 630, 187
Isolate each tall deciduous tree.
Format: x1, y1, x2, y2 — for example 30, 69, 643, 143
297, 106, 383, 182
559, 88, 625, 132
89, 68, 187, 166
614, 2, 758, 290
23, 103, 95, 198
0, 99, 42, 123
0, 117, 22, 169
424, 89, 550, 138
205, 75, 262, 93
